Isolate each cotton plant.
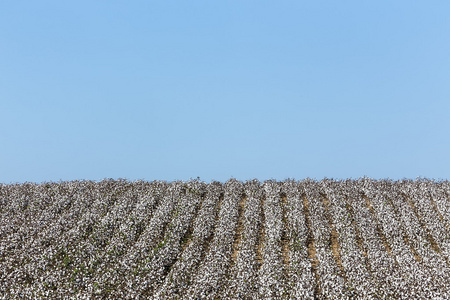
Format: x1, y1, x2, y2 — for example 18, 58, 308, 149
1, 178, 450, 299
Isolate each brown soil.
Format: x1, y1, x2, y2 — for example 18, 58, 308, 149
320, 193, 346, 280
385, 195, 422, 263
256, 195, 265, 270
280, 194, 290, 269
302, 194, 322, 298
231, 194, 246, 265
344, 197, 372, 273
404, 194, 441, 254
363, 194, 393, 256
402, 233, 422, 263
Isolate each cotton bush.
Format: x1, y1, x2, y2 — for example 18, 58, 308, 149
1, 178, 449, 299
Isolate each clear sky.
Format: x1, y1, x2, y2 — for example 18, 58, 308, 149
1, 1, 449, 183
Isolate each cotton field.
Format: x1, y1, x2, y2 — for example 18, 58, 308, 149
1, 178, 449, 299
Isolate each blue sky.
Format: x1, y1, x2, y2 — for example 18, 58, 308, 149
1, 1, 449, 183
